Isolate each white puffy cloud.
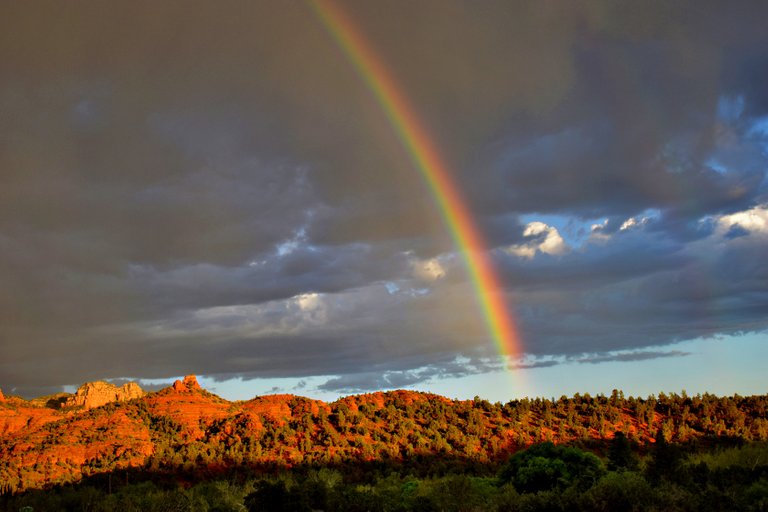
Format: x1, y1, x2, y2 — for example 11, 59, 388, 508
619, 209, 661, 232
587, 219, 611, 243
292, 292, 328, 325
506, 221, 568, 259
411, 256, 447, 281
620, 215, 655, 231
619, 217, 639, 231
295, 292, 321, 311
714, 205, 768, 236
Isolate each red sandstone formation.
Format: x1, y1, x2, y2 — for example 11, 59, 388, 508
172, 374, 201, 392
147, 375, 231, 440
63, 381, 145, 410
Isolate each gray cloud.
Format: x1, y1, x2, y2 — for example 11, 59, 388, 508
318, 370, 434, 394
508, 350, 692, 372
574, 350, 692, 365
509, 360, 561, 371
1, 1, 768, 396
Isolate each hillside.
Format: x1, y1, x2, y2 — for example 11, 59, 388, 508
1, 376, 766, 493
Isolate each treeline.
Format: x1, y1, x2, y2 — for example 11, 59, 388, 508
149, 391, 768, 474
1, 389, 767, 493
2, 438, 767, 511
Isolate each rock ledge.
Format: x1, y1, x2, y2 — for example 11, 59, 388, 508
63, 381, 144, 410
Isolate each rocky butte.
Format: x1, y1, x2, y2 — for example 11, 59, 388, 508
172, 374, 202, 392
63, 380, 144, 410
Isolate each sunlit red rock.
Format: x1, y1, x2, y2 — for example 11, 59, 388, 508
63, 381, 144, 410
0, 402, 62, 436
172, 374, 202, 392
147, 376, 231, 440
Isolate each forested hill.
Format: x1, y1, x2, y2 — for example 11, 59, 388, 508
1, 375, 766, 493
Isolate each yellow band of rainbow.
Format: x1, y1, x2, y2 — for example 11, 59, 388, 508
310, 0, 522, 364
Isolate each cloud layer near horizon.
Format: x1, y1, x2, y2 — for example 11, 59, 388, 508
2, 1, 768, 397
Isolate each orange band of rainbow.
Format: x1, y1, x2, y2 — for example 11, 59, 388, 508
311, 0, 522, 363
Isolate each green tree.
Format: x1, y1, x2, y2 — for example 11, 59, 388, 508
581, 471, 656, 512
245, 480, 310, 512
608, 431, 638, 471
499, 442, 605, 493
645, 430, 683, 484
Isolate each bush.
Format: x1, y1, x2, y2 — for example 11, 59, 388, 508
580, 471, 656, 512
499, 442, 605, 493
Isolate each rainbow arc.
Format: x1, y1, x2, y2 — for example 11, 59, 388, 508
311, 0, 523, 367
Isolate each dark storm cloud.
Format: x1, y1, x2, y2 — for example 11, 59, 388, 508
2, 0, 768, 396
107, 378, 170, 393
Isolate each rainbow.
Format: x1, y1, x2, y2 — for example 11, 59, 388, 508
310, 0, 523, 365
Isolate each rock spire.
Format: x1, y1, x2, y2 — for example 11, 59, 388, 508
172, 374, 201, 392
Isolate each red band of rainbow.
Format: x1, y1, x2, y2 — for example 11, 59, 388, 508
311, 0, 523, 365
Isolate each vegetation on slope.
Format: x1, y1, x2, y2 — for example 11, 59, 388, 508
1, 378, 766, 496
2, 439, 767, 511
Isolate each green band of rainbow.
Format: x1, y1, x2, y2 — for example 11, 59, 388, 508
310, 0, 523, 363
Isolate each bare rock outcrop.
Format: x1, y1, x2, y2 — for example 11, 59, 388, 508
63, 381, 144, 410
172, 374, 201, 392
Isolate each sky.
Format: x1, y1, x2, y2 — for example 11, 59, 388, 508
1, 1, 767, 402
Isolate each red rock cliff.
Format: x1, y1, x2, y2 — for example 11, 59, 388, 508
63, 381, 144, 410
